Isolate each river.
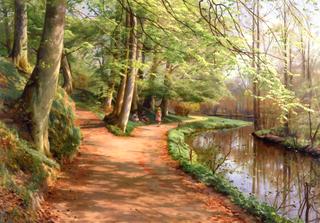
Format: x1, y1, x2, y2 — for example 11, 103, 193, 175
190, 125, 320, 222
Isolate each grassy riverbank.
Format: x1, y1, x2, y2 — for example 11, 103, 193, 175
254, 127, 320, 158
168, 117, 300, 223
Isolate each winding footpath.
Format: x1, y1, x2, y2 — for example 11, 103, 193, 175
45, 110, 257, 223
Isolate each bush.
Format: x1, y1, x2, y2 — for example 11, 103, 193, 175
49, 88, 81, 161
172, 102, 199, 116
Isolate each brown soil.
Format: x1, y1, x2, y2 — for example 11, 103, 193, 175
45, 110, 258, 223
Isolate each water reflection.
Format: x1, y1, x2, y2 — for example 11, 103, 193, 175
191, 126, 320, 222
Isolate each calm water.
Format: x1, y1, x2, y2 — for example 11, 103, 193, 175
190, 126, 320, 222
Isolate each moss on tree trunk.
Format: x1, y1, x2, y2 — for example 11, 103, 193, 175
20, 0, 66, 156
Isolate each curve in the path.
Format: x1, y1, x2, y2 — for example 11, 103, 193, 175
46, 110, 257, 223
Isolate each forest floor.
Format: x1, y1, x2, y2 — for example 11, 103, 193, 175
44, 109, 257, 223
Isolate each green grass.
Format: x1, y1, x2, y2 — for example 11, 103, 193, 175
0, 57, 28, 101
167, 117, 301, 223
72, 88, 105, 119
106, 121, 144, 136
106, 114, 193, 136
255, 127, 307, 151
163, 114, 192, 123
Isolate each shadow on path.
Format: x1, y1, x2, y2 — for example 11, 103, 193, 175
46, 110, 257, 223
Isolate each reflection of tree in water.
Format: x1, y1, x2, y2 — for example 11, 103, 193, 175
193, 144, 231, 174
191, 126, 320, 222
296, 161, 320, 222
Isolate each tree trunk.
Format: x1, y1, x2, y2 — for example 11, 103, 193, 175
142, 51, 161, 111
2, 3, 11, 55
306, 37, 313, 144
20, 0, 66, 155
117, 11, 139, 132
11, 0, 29, 72
143, 95, 155, 111
61, 52, 73, 94
112, 75, 127, 117
252, 0, 261, 131
161, 62, 174, 117
282, 0, 290, 134
131, 81, 139, 112
160, 97, 169, 117
104, 81, 115, 115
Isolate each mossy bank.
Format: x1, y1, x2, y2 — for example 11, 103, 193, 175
253, 127, 320, 159
0, 57, 81, 221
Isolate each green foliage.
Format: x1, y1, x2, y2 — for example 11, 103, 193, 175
0, 121, 59, 208
0, 57, 81, 162
255, 127, 287, 137
49, 88, 81, 161
255, 127, 307, 151
72, 88, 105, 119
0, 58, 28, 101
167, 118, 300, 223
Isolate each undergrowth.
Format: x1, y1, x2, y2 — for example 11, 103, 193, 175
0, 57, 80, 221
49, 88, 81, 161
168, 117, 301, 223
0, 121, 59, 221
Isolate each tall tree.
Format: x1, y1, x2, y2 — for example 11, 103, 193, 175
252, 0, 261, 130
20, 0, 66, 155
1, 0, 11, 55
161, 62, 175, 117
117, 10, 139, 132
113, 75, 127, 117
61, 51, 73, 94
11, 0, 29, 72
282, 0, 290, 134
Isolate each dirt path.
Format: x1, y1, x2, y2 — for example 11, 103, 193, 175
46, 110, 257, 223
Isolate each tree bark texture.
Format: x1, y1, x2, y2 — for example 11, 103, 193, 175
252, 0, 261, 131
20, 0, 66, 155
113, 75, 127, 117
161, 62, 174, 117
117, 11, 139, 132
2, 3, 11, 55
131, 81, 139, 112
11, 0, 29, 72
104, 81, 115, 115
61, 52, 73, 94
